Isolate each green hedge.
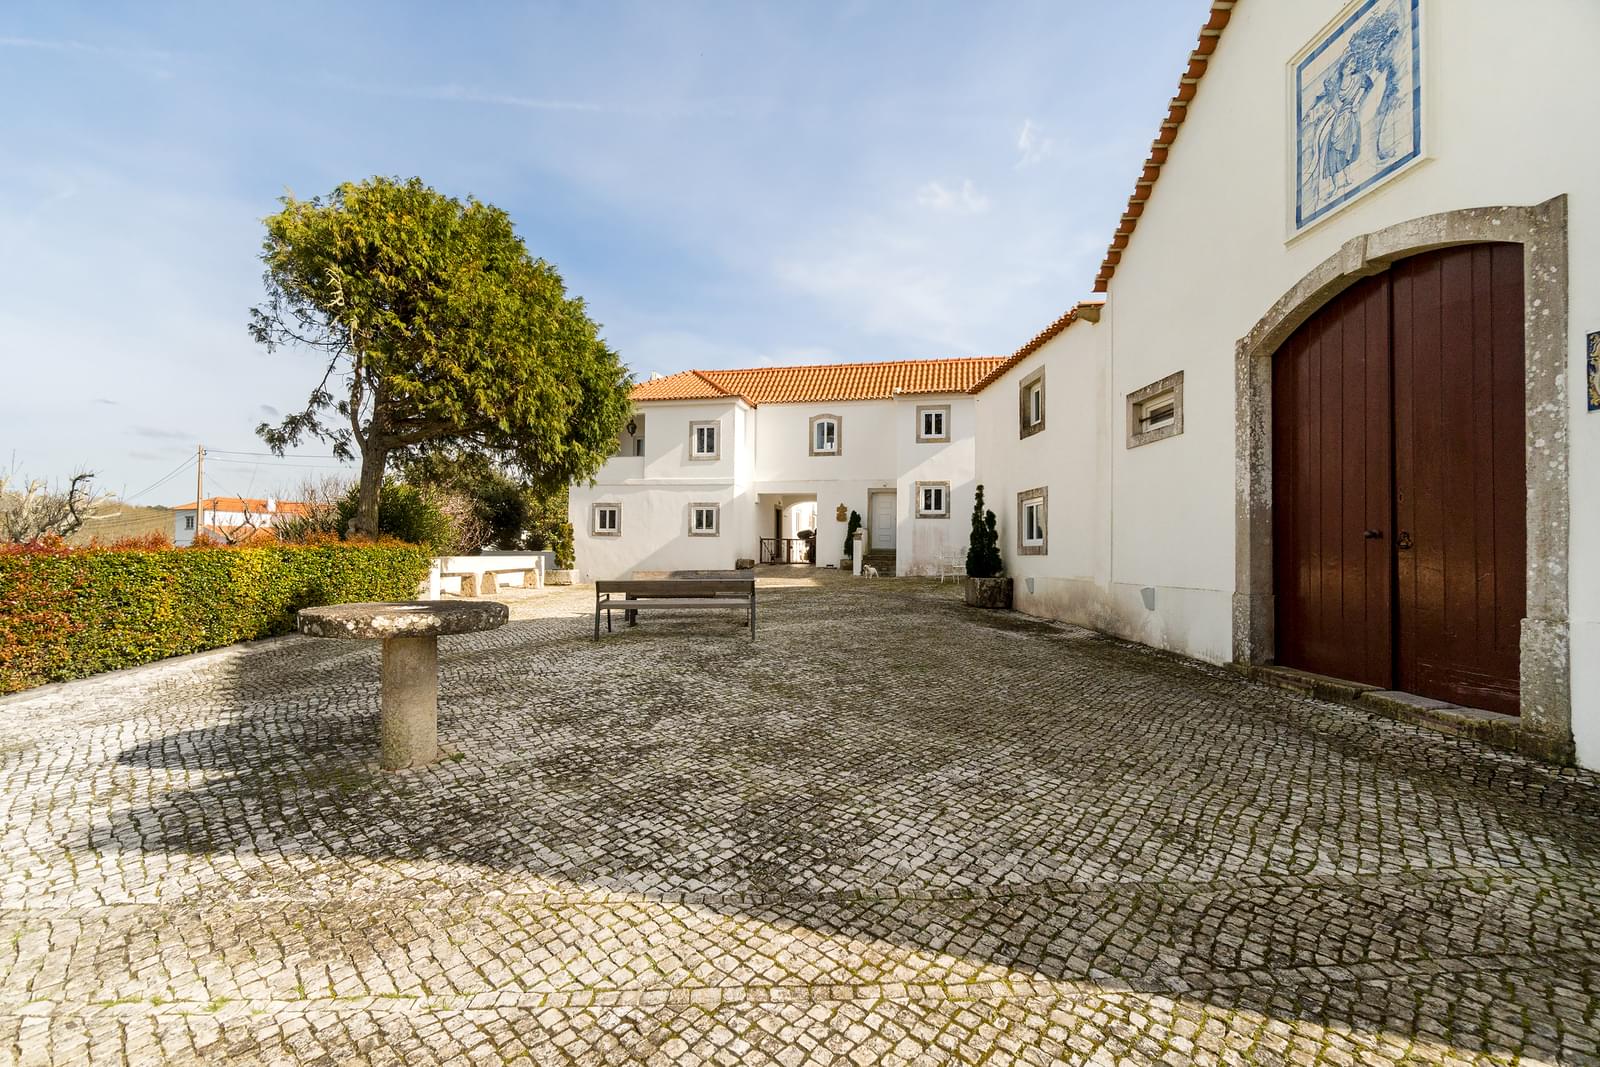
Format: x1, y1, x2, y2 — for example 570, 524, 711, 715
0, 542, 431, 694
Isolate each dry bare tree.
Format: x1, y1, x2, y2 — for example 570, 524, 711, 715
0, 469, 108, 544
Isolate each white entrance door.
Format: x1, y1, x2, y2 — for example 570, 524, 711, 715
869, 492, 896, 550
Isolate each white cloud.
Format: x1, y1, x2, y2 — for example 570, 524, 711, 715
0, 35, 170, 61
334, 79, 772, 121
0, 35, 175, 80
399, 84, 606, 114
1015, 118, 1055, 168
914, 179, 991, 215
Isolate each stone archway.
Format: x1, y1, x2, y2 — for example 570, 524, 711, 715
1232, 196, 1571, 762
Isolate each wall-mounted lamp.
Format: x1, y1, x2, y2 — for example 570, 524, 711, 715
626, 419, 637, 436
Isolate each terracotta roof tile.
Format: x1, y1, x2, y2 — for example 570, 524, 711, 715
629, 371, 735, 402
966, 301, 1105, 393
173, 497, 311, 515
630, 358, 1006, 406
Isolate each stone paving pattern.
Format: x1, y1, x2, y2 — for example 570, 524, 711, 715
2, 572, 1599, 1065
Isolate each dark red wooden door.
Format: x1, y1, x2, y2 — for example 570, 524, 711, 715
1272, 243, 1525, 714
1391, 244, 1525, 715
1272, 273, 1395, 688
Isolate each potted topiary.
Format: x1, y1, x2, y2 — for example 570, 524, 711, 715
963, 485, 1012, 608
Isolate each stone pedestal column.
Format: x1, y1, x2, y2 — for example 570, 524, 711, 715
380, 635, 439, 770
297, 600, 508, 772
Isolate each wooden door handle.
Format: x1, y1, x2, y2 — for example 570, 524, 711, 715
1397, 531, 1413, 550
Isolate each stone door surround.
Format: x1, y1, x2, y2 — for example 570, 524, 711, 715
1233, 197, 1570, 763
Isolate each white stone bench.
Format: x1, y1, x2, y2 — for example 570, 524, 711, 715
427, 554, 547, 598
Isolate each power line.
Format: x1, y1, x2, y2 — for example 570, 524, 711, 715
207, 458, 353, 472
207, 449, 348, 460
124, 456, 196, 503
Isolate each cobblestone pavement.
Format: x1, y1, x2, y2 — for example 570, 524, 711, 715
3, 572, 1600, 1065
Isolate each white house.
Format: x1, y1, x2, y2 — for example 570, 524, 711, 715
568, 359, 1003, 578
571, 0, 1600, 770
967, 0, 1599, 769
171, 496, 310, 546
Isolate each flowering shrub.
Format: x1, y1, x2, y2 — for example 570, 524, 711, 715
0, 540, 429, 693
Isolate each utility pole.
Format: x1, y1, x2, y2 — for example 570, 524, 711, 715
194, 444, 205, 544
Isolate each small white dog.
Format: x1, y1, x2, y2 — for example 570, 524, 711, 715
861, 564, 879, 578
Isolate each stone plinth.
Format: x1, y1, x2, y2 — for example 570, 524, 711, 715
963, 576, 1013, 609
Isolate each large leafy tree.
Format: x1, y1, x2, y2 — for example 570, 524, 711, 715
250, 176, 632, 536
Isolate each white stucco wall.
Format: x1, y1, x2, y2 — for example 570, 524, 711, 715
894, 395, 979, 576
973, 320, 1115, 626
573, 393, 978, 577
568, 483, 749, 580
973, 0, 1600, 763
571, 398, 750, 579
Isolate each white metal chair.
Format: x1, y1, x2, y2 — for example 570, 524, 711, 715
936, 544, 967, 583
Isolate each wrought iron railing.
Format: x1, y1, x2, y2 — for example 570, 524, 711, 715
758, 537, 813, 564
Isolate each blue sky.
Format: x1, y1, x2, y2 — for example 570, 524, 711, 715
0, 1, 1211, 503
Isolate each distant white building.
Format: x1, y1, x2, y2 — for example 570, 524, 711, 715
569, 359, 1003, 578
171, 496, 310, 546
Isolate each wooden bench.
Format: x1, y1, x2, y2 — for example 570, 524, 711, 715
594, 578, 756, 640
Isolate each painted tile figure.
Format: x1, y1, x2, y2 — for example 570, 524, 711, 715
1587, 331, 1599, 413
1294, 0, 1422, 230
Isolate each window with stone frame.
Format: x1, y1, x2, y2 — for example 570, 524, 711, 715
592, 502, 621, 537
1019, 369, 1045, 438
689, 502, 720, 537
1126, 371, 1185, 449
809, 414, 841, 456
916, 481, 950, 518
689, 420, 720, 460
916, 404, 950, 443
1018, 487, 1047, 555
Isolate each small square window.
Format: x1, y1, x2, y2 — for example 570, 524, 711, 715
1126, 371, 1184, 448
1017, 487, 1047, 555
689, 503, 720, 537
592, 503, 621, 537
1139, 395, 1176, 433
184, 515, 195, 530
689, 421, 719, 459
634, 438, 645, 456
1019, 370, 1045, 438
916, 481, 950, 518
809, 414, 841, 456
916, 405, 950, 443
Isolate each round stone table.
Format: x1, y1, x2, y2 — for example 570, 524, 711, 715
296, 601, 509, 770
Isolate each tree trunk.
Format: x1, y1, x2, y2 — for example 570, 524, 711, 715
354, 442, 388, 538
